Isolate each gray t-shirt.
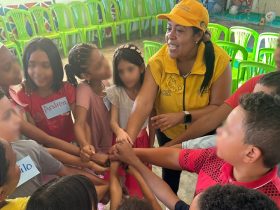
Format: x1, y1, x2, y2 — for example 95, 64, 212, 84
9, 140, 63, 198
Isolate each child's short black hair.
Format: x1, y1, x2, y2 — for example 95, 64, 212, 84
258, 71, 280, 94
22, 38, 64, 92
26, 175, 98, 210
199, 184, 278, 210
113, 44, 145, 87
65, 43, 98, 87
240, 92, 280, 168
0, 141, 8, 187
117, 197, 153, 210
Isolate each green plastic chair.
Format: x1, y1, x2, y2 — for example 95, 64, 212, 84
29, 6, 66, 56
69, 1, 102, 47
208, 23, 229, 42
0, 16, 22, 65
143, 0, 159, 35
237, 61, 275, 88
5, 9, 38, 53
143, 40, 163, 63
216, 41, 248, 92
229, 26, 259, 60
257, 48, 276, 67
117, 0, 142, 39
50, 3, 83, 54
255, 32, 279, 60
156, 0, 172, 32
87, 0, 117, 45
131, 0, 153, 36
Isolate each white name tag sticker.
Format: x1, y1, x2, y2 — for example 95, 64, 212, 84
16, 155, 40, 187
42, 97, 70, 119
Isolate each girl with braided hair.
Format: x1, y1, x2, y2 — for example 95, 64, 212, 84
65, 43, 112, 160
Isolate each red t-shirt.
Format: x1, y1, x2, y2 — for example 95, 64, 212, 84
225, 75, 263, 109
17, 82, 76, 143
179, 148, 280, 208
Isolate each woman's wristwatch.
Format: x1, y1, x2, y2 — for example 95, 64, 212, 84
183, 111, 192, 124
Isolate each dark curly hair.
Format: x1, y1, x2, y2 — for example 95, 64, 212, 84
199, 184, 278, 210
240, 92, 280, 168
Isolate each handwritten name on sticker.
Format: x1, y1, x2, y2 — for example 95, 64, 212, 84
42, 97, 70, 119
16, 156, 40, 187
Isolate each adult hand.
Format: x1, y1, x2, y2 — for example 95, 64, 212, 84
109, 141, 138, 165
80, 144, 95, 162
151, 112, 184, 131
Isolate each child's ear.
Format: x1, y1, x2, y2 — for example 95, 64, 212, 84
244, 146, 262, 164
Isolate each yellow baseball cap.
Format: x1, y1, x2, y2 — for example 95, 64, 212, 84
157, 0, 209, 32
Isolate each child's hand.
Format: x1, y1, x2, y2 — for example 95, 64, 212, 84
109, 140, 137, 165
88, 161, 108, 173
116, 129, 133, 145
80, 145, 95, 162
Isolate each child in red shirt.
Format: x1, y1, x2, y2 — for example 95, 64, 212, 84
17, 38, 76, 143
110, 93, 280, 209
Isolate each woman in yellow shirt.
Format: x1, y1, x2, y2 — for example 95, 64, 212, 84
125, 0, 231, 193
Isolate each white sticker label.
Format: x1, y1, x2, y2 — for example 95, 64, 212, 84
16, 156, 40, 187
103, 96, 111, 111
41, 97, 70, 119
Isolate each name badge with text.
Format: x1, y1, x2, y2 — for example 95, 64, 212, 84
42, 97, 70, 119
16, 156, 40, 187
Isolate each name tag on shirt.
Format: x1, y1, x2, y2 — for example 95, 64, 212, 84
16, 156, 40, 187
103, 96, 111, 111
42, 97, 70, 119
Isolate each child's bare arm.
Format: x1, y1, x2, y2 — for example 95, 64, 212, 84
110, 161, 123, 210
47, 148, 108, 173
74, 105, 95, 161
128, 166, 161, 210
148, 108, 157, 147
20, 118, 80, 156
110, 104, 132, 144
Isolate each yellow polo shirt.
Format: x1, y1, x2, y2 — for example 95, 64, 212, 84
148, 42, 230, 139
1, 197, 29, 210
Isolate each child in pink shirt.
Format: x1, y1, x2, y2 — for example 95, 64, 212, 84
65, 43, 113, 157
17, 38, 76, 143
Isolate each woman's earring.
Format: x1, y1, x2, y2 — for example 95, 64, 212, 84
195, 41, 198, 44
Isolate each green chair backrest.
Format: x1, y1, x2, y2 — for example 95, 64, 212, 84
29, 6, 57, 35
157, 0, 172, 13
144, 0, 158, 16
117, 0, 134, 20
0, 16, 12, 42
5, 9, 37, 40
143, 40, 163, 63
69, 1, 92, 27
237, 61, 275, 87
208, 23, 229, 42
229, 26, 259, 55
216, 41, 248, 67
87, 0, 105, 25
132, 0, 147, 18
50, 3, 76, 30
256, 32, 279, 59
104, 0, 123, 22
257, 48, 276, 66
